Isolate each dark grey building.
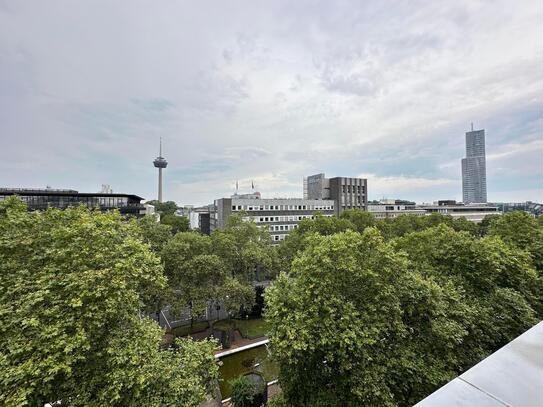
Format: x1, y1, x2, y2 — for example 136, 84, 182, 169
304, 173, 368, 215
0, 188, 146, 217
462, 127, 487, 203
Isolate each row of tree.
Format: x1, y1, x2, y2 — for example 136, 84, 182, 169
3, 194, 541, 406
0, 197, 218, 406
265, 211, 543, 406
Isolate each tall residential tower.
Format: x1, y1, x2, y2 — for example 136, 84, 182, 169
461, 125, 487, 203
153, 138, 168, 202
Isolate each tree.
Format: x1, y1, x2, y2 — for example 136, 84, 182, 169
0, 197, 218, 407
266, 229, 413, 406
487, 211, 543, 273
340, 208, 376, 233
277, 213, 355, 270
211, 213, 276, 281
162, 232, 227, 325
266, 225, 541, 406
161, 213, 190, 234
136, 214, 173, 253
394, 225, 540, 366
146, 200, 178, 216
229, 375, 257, 407
219, 278, 256, 319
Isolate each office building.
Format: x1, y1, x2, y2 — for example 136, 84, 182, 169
418, 200, 498, 222
214, 194, 335, 243
462, 126, 487, 203
304, 173, 368, 215
0, 188, 147, 217
368, 199, 426, 219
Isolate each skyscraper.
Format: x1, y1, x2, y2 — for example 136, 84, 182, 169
462, 125, 487, 203
153, 138, 168, 202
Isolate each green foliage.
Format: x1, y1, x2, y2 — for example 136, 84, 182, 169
162, 232, 227, 321
0, 197, 218, 407
340, 208, 376, 232
211, 213, 277, 281
487, 211, 543, 272
146, 200, 178, 215
266, 225, 542, 406
136, 214, 173, 253
161, 213, 190, 234
277, 213, 355, 268
229, 375, 257, 407
220, 278, 257, 319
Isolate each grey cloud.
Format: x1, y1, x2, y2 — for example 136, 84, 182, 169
1, 0, 543, 204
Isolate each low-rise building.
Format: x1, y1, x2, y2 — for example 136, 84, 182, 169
368, 199, 426, 219
214, 194, 335, 243
418, 200, 499, 222
0, 188, 146, 217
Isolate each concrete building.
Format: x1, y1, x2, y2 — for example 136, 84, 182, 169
304, 173, 368, 215
368, 199, 426, 219
214, 193, 335, 243
0, 187, 147, 217
462, 126, 487, 203
419, 200, 499, 222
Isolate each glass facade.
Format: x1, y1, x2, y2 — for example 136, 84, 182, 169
0, 189, 144, 216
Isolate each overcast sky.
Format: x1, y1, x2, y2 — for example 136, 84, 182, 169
1, 1, 542, 205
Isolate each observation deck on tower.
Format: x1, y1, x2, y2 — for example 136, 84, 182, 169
153, 155, 168, 168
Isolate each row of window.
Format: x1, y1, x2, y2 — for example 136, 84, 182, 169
342, 185, 365, 194
269, 224, 299, 232
0, 195, 133, 208
232, 204, 334, 211
255, 214, 334, 223
272, 234, 287, 242
341, 195, 363, 204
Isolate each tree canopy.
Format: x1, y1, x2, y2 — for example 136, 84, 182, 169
266, 223, 542, 406
0, 197, 218, 407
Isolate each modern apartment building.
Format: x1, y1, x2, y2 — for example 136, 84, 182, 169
0, 188, 147, 217
304, 173, 368, 215
462, 127, 487, 203
214, 194, 335, 243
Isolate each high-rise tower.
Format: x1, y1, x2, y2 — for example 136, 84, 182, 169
461, 124, 487, 203
153, 138, 168, 202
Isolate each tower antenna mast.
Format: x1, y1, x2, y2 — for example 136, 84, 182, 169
153, 138, 168, 202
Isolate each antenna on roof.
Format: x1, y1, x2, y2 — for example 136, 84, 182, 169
471, 122, 474, 131
159, 137, 163, 157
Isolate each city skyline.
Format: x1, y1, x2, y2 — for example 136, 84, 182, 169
1, 1, 543, 206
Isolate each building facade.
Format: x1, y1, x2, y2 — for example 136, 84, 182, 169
214, 195, 335, 243
419, 200, 498, 222
462, 128, 487, 203
304, 173, 367, 215
0, 188, 146, 217
368, 199, 426, 219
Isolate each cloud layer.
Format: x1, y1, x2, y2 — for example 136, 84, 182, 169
1, 0, 542, 204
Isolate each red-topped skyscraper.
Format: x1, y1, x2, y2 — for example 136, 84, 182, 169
153, 138, 168, 202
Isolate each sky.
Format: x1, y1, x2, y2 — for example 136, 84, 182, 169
1, 0, 543, 205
